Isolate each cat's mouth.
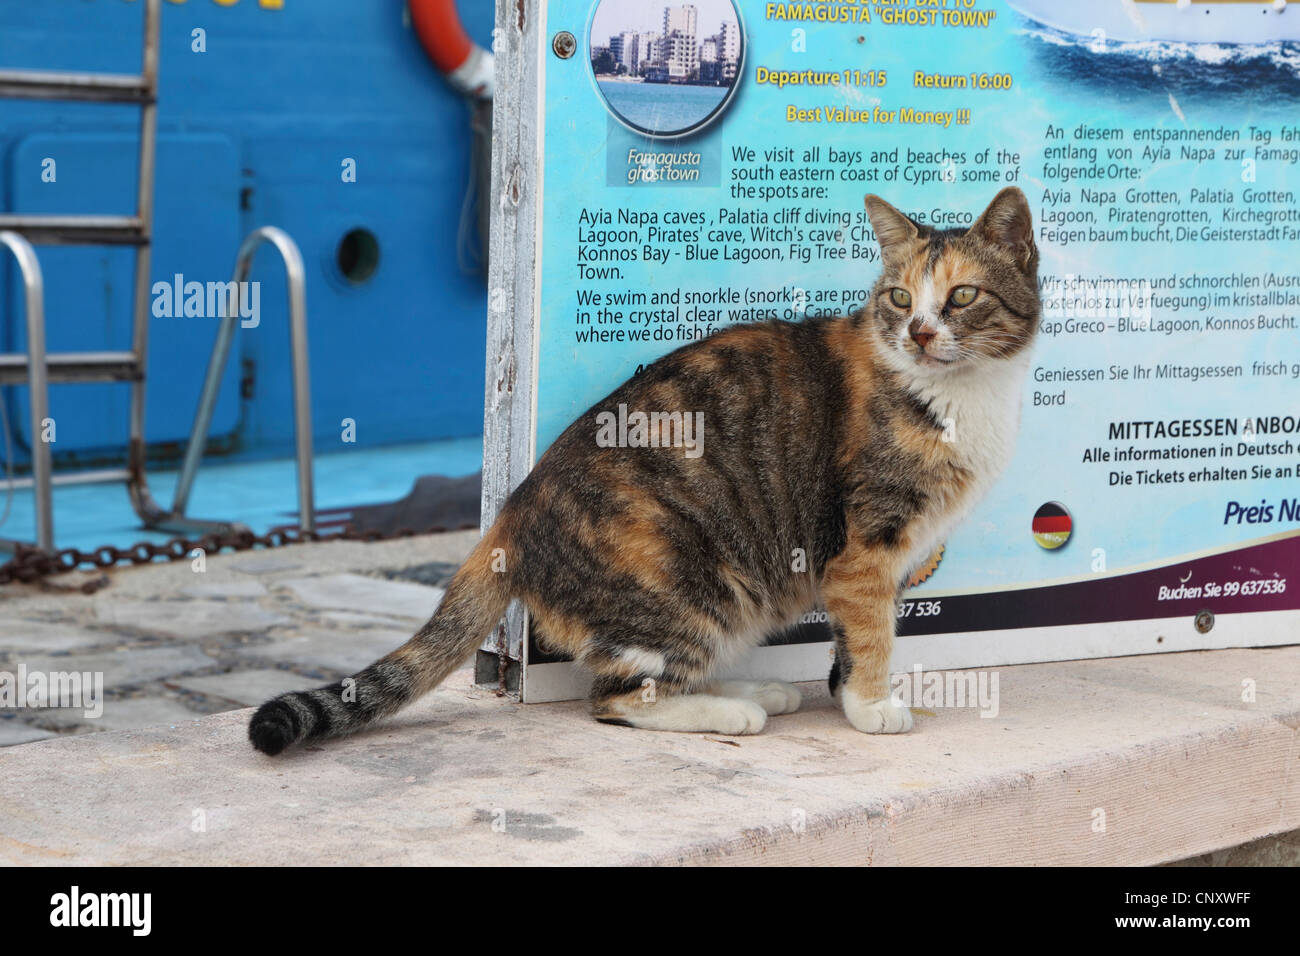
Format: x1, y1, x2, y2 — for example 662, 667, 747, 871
913, 351, 957, 368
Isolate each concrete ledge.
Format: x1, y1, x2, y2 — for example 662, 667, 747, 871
1, 645, 1297, 865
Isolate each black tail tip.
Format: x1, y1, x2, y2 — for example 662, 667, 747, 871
248, 699, 299, 756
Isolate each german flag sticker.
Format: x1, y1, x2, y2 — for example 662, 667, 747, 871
1032, 502, 1072, 550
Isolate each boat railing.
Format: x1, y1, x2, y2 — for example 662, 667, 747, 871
0, 231, 52, 551
172, 227, 316, 534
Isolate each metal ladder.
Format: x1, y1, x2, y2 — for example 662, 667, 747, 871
172, 227, 317, 535
0, 0, 248, 552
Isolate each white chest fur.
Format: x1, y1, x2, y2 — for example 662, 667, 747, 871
901, 355, 1031, 577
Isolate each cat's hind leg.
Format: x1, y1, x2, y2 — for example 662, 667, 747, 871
707, 679, 802, 715
590, 676, 768, 735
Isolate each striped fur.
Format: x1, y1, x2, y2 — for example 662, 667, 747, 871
248, 529, 510, 755
247, 188, 1039, 752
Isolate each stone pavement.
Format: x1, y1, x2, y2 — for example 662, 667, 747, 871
0, 531, 480, 747
1, 641, 1297, 865
3, 532, 1299, 865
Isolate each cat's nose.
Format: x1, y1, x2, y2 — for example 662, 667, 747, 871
908, 317, 937, 350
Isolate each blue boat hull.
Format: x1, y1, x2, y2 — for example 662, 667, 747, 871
0, 0, 493, 470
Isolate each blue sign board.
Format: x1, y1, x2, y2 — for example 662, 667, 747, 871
513, 0, 1300, 700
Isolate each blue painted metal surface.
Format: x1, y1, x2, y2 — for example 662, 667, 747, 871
0, 0, 492, 470
0, 437, 484, 555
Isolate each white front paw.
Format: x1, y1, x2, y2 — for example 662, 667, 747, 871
842, 688, 914, 734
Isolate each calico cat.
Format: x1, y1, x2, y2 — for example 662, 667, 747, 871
248, 187, 1040, 755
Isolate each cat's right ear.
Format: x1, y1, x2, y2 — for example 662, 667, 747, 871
864, 195, 920, 261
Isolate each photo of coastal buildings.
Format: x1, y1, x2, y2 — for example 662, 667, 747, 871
590, 1, 744, 136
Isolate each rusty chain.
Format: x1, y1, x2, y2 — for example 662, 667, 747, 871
0, 521, 480, 589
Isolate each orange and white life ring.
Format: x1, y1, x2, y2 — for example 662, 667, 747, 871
410, 0, 494, 99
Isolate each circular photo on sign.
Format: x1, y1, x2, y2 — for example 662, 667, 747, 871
589, 0, 745, 138
1032, 502, 1073, 551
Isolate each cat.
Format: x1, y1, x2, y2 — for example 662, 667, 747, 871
248, 186, 1040, 755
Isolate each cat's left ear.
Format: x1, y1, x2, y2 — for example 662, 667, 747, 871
969, 187, 1036, 274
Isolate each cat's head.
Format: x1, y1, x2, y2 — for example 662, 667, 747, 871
863, 188, 1040, 375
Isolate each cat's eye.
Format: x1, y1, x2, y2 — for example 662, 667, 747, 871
949, 286, 978, 308
889, 288, 912, 309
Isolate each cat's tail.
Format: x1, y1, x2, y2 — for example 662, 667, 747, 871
247, 524, 512, 756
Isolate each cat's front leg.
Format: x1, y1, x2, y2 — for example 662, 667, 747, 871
823, 541, 913, 734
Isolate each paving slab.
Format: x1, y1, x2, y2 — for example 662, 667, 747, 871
36, 695, 203, 732
236, 629, 412, 675
179, 579, 269, 599
0, 532, 481, 745
319, 611, 420, 629
277, 574, 444, 622
230, 556, 304, 575
176, 669, 318, 707
0, 646, 1296, 866
0, 620, 113, 654
93, 599, 291, 638
17, 644, 216, 691
0, 720, 58, 746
